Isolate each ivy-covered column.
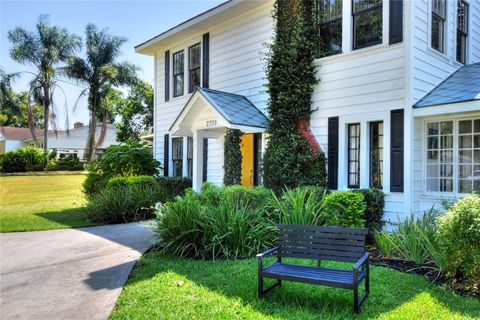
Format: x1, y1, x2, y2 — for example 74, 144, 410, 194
263, 0, 327, 193
223, 128, 243, 186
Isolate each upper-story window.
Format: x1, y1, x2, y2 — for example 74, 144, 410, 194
188, 43, 201, 93
352, 0, 383, 50
319, 0, 342, 57
456, 0, 468, 64
431, 0, 446, 53
173, 50, 184, 97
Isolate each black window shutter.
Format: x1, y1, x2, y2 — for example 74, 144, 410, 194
327, 117, 339, 190
202, 33, 210, 88
164, 134, 169, 176
165, 50, 170, 101
389, 0, 403, 44
390, 109, 404, 192
202, 138, 208, 182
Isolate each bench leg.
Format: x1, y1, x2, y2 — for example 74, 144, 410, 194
353, 287, 359, 313
258, 276, 264, 298
317, 260, 321, 267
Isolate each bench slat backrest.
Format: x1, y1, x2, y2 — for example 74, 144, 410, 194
277, 224, 368, 263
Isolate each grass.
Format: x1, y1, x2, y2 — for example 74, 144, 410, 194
111, 253, 480, 320
0, 174, 97, 232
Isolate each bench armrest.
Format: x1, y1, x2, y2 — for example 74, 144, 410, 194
257, 247, 278, 272
257, 247, 278, 259
353, 252, 370, 271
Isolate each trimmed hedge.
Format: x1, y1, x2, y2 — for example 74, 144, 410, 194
0, 146, 48, 172
322, 191, 366, 228
108, 175, 156, 188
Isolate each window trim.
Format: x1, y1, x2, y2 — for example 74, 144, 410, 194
455, 0, 468, 64
347, 123, 361, 189
430, 0, 447, 54
352, 0, 383, 51
188, 43, 201, 93
369, 121, 384, 189
423, 116, 480, 196
172, 50, 184, 98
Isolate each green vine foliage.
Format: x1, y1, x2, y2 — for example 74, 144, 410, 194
223, 129, 243, 186
263, 0, 327, 193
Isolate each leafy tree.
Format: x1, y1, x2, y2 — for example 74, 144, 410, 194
64, 24, 138, 161
0, 90, 43, 128
116, 80, 153, 142
7, 15, 81, 150
263, 0, 326, 193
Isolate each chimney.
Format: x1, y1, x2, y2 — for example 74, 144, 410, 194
74, 122, 84, 129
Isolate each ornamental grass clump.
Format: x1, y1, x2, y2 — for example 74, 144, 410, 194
156, 186, 276, 260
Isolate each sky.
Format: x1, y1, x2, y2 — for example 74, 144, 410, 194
0, 0, 224, 129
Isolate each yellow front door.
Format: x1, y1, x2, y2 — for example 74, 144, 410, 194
240, 133, 254, 187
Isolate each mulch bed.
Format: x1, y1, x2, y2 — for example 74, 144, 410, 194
368, 247, 479, 298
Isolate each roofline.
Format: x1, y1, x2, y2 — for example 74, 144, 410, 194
413, 97, 480, 108
135, 0, 236, 54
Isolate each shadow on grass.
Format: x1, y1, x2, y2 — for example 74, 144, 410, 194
34, 207, 98, 229
120, 253, 480, 319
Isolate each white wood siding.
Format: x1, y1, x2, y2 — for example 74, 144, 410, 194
152, 1, 272, 185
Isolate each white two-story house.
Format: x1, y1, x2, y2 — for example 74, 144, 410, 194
136, 0, 480, 226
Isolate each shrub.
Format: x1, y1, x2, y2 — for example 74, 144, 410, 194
356, 188, 385, 235
108, 175, 156, 188
322, 191, 366, 228
0, 146, 48, 172
223, 129, 242, 186
83, 141, 160, 194
156, 176, 192, 200
269, 187, 326, 225
86, 184, 165, 224
437, 194, 480, 289
46, 154, 84, 171
156, 185, 276, 260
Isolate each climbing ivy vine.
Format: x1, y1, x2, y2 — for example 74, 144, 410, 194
263, 0, 327, 193
223, 128, 243, 185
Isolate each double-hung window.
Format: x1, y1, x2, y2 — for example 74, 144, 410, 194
173, 50, 184, 97
456, 0, 468, 64
348, 124, 361, 188
172, 137, 183, 177
188, 43, 201, 93
319, 0, 342, 57
352, 0, 383, 50
426, 119, 480, 193
187, 137, 193, 178
370, 122, 384, 189
431, 0, 446, 53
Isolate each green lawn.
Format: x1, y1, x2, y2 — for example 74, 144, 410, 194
111, 253, 480, 320
0, 174, 97, 232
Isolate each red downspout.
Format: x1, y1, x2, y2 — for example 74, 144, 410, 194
297, 116, 321, 153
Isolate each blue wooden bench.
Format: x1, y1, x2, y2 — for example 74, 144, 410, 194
257, 224, 370, 313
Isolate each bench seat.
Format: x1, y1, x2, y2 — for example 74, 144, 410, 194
262, 263, 367, 289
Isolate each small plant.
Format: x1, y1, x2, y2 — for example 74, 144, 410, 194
46, 154, 84, 171
437, 194, 480, 290
156, 176, 192, 199
322, 191, 366, 228
355, 188, 385, 237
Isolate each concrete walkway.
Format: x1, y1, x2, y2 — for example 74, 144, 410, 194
0, 222, 156, 320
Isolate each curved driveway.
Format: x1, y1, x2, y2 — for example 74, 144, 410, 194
0, 222, 155, 320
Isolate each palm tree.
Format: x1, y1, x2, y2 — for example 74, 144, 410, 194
8, 15, 81, 151
0, 68, 20, 117
64, 24, 137, 161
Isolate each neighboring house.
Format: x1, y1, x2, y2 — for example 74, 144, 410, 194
2, 122, 120, 160
0, 126, 44, 153
136, 0, 480, 225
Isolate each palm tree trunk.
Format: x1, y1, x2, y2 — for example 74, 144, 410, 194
85, 93, 98, 162
43, 86, 50, 152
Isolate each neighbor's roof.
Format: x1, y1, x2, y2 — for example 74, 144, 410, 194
197, 87, 268, 128
414, 63, 480, 108
0, 126, 43, 140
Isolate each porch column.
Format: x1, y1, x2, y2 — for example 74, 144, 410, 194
192, 130, 204, 192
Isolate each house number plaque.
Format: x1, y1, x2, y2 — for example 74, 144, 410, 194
206, 120, 217, 127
